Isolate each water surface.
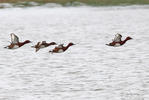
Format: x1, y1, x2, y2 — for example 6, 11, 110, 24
0, 6, 149, 100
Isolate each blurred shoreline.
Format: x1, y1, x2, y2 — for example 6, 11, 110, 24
0, 0, 149, 8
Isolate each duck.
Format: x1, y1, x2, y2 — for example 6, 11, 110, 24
49, 42, 75, 53
4, 33, 31, 49
106, 34, 132, 47
32, 41, 57, 52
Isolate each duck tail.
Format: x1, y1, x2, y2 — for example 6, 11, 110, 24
49, 50, 53, 54
4, 46, 9, 49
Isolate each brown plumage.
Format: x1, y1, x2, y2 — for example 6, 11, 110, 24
4, 33, 31, 49
49, 43, 75, 53
32, 41, 56, 52
106, 36, 132, 47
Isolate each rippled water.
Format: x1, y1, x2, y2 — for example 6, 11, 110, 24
0, 6, 149, 100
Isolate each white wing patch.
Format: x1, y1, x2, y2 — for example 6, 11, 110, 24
40, 45, 45, 48
12, 45, 19, 49
11, 33, 19, 44
58, 49, 64, 53
113, 33, 122, 42
114, 43, 121, 47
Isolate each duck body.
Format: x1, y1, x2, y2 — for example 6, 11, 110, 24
49, 43, 75, 53
4, 33, 31, 49
32, 41, 56, 52
5, 41, 31, 49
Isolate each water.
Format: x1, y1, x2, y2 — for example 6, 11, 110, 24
0, 6, 149, 100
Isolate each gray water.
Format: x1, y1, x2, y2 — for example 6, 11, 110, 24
0, 6, 149, 100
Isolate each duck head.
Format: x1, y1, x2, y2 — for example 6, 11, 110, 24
24, 40, 31, 43
68, 42, 75, 46
126, 37, 132, 40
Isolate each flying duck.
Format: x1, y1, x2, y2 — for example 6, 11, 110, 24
49, 42, 75, 53
4, 33, 31, 49
106, 33, 132, 47
32, 41, 56, 52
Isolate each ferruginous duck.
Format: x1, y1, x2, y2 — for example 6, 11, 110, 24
106, 34, 132, 47
4, 33, 31, 49
49, 43, 75, 53
31, 41, 57, 52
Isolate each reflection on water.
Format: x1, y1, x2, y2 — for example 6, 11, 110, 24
0, 6, 149, 100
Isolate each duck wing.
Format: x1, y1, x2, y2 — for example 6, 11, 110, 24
57, 44, 64, 48
113, 34, 122, 42
36, 48, 40, 52
31, 42, 41, 48
11, 33, 19, 44
35, 42, 42, 52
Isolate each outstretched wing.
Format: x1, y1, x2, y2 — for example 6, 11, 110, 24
36, 48, 40, 52
31, 42, 41, 48
35, 42, 42, 52
11, 33, 19, 44
113, 33, 122, 42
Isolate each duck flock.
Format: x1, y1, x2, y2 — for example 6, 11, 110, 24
4, 33, 132, 53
